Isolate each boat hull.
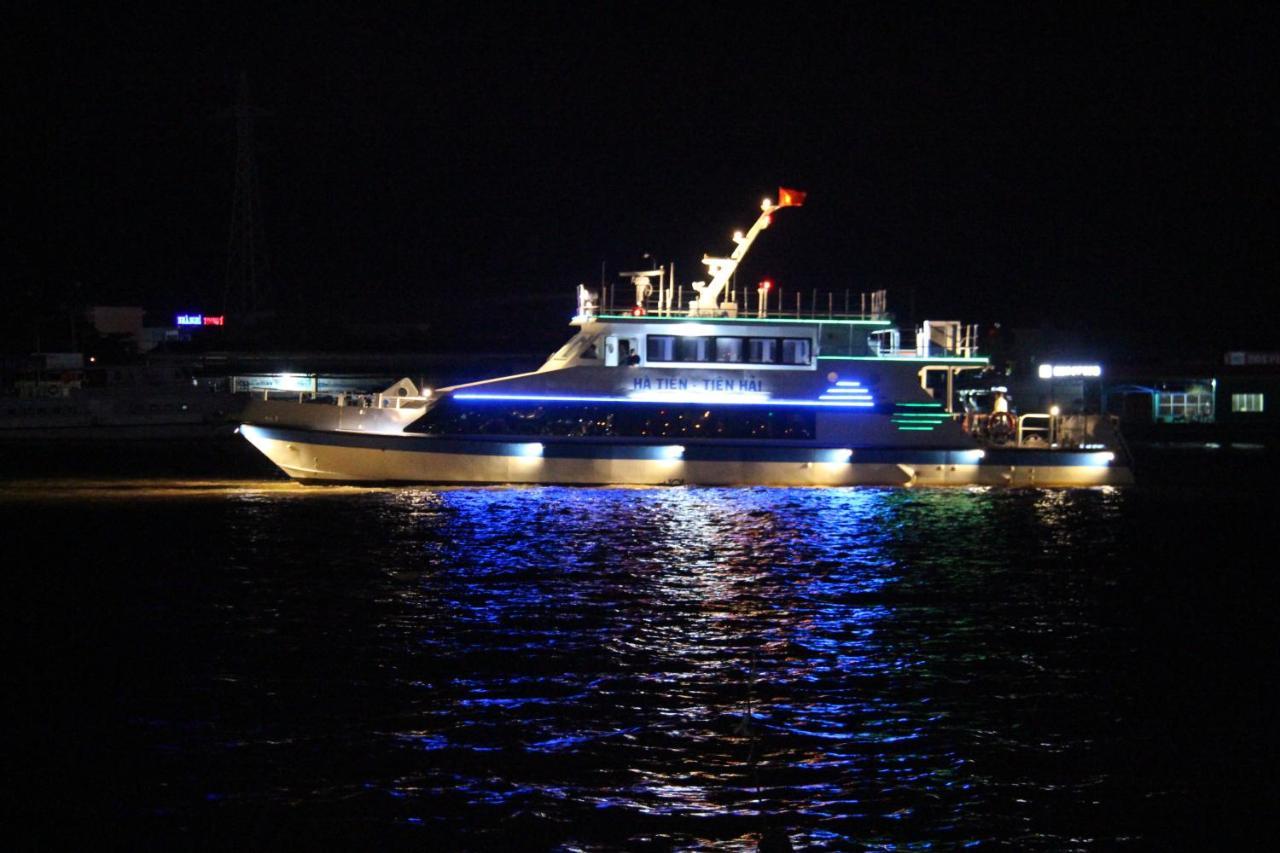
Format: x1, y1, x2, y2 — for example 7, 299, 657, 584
241, 425, 1133, 487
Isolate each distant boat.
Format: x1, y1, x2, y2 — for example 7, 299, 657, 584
240, 190, 1132, 486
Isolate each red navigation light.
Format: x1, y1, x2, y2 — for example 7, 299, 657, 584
759, 279, 773, 290
631, 306, 646, 316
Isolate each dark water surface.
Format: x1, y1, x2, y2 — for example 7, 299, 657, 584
6, 446, 1275, 849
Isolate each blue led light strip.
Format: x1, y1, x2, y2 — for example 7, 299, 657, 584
452, 392, 876, 408
818, 355, 988, 364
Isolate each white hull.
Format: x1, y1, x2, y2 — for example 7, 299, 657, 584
241, 426, 1132, 487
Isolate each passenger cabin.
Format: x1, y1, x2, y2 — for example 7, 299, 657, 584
538, 285, 985, 417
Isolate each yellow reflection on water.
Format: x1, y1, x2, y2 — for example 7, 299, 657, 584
0, 479, 387, 501
0, 479, 678, 502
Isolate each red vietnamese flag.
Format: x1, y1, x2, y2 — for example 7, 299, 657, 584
777, 187, 807, 207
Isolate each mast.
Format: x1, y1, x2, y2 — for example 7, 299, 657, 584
689, 188, 804, 314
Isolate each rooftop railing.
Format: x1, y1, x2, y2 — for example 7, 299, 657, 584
583, 286, 891, 322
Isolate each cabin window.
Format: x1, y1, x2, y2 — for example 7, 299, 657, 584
715, 337, 744, 363
647, 335, 676, 362
643, 334, 809, 365
781, 338, 812, 365
747, 338, 777, 364
678, 337, 712, 362
1232, 393, 1265, 413
412, 400, 815, 440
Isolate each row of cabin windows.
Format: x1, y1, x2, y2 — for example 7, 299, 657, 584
645, 335, 811, 365
413, 401, 816, 440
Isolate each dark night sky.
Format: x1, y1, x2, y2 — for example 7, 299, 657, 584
24, 4, 1280, 352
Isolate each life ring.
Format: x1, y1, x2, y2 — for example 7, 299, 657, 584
988, 411, 1016, 443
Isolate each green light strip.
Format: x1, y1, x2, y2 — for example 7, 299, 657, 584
894, 426, 937, 431
597, 315, 891, 326
896, 402, 945, 408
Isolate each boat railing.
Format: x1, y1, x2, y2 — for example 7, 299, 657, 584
580, 285, 891, 322
967, 411, 1119, 450
255, 388, 432, 409
1016, 413, 1053, 446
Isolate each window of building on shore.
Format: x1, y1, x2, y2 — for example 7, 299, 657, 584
781, 338, 811, 365
647, 335, 676, 362
747, 338, 777, 363
679, 336, 712, 362
1156, 390, 1215, 422
1232, 393, 1265, 413
715, 337, 744, 362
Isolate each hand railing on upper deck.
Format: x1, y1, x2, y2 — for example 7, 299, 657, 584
582, 285, 891, 321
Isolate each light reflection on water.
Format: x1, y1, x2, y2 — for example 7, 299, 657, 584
17, 482, 1173, 847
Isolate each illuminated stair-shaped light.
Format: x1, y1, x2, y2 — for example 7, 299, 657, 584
964, 449, 986, 462
661, 445, 685, 459
823, 448, 854, 463
515, 442, 545, 457
819, 380, 875, 406
816, 396, 876, 406
892, 400, 949, 431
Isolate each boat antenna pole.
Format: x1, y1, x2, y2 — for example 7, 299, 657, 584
690, 188, 805, 315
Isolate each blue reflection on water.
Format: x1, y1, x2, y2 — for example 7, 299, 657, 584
43, 482, 1163, 848
346, 487, 1068, 847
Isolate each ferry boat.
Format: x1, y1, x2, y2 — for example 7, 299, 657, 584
239, 190, 1133, 486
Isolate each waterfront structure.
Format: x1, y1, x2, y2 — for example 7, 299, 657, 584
1103, 350, 1280, 444
240, 191, 1132, 486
